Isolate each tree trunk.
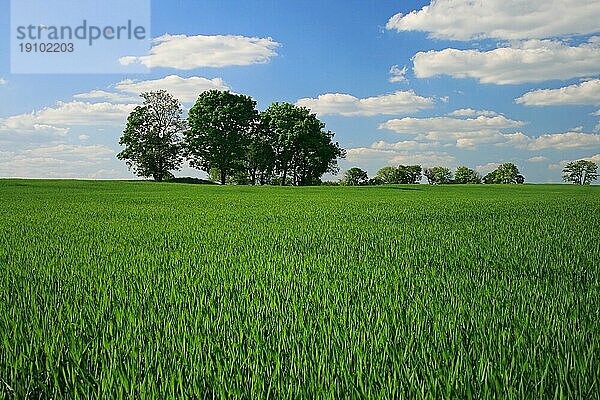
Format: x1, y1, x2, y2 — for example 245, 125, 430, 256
220, 170, 226, 185
281, 168, 287, 186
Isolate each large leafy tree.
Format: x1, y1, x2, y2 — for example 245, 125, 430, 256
454, 166, 481, 184
185, 90, 259, 185
562, 160, 598, 185
262, 103, 345, 186
376, 166, 397, 184
117, 90, 185, 181
375, 165, 422, 184
483, 163, 524, 184
424, 166, 452, 184
396, 165, 422, 184
342, 167, 368, 186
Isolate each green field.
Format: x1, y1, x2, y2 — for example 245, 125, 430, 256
0, 180, 598, 398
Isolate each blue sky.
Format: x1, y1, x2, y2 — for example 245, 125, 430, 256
1, 0, 599, 182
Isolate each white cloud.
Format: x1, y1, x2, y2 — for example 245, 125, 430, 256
386, 0, 600, 41
0, 113, 69, 136
0, 144, 122, 179
499, 131, 600, 150
371, 140, 439, 150
78, 134, 89, 141
585, 154, 600, 163
25, 144, 114, 158
592, 109, 600, 116
515, 79, 600, 106
389, 65, 408, 83
296, 91, 434, 116
74, 90, 140, 103
0, 78, 6, 85
114, 75, 229, 103
120, 34, 280, 69
528, 156, 548, 162
448, 108, 499, 117
345, 147, 455, 167
476, 162, 500, 174
413, 40, 600, 84
0, 101, 136, 130
524, 132, 600, 150
379, 115, 526, 147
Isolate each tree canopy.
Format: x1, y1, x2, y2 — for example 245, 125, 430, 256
117, 90, 185, 182
483, 163, 524, 184
562, 160, 598, 185
375, 165, 422, 184
424, 167, 453, 184
262, 103, 345, 186
185, 90, 258, 185
454, 166, 481, 184
342, 167, 368, 186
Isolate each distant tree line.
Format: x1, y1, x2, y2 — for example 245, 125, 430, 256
118, 91, 597, 187
118, 90, 345, 185
341, 163, 526, 186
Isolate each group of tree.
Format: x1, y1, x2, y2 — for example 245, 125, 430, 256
342, 163, 528, 185
118, 90, 345, 185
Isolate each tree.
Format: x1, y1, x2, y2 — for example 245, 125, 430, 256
262, 103, 345, 186
246, 117, 276, 185
424, 166, 453, 184
562, 160, 598, 185
454, 166, 481, 184
396, 165, 422, 184
185, 90, 258, 185
117, 90, 185, 181
342, 167, 368, 186
483, 163, 524, 184
376, 166, 397, 184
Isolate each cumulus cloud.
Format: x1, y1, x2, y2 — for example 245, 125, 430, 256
524, 132, 599, 150
475, 162, 500, 174
389, 65, 408, 83
74, 90, 140, 103
120, 34, 280, 69
1, 101, 137, 127
345, 147, 456, 167
296, 91, 435, 116
0, 144, 122, 179
413, 40, 600, 84
0, 78, 6, 85
371, 140, 439, 150
528, 156, 548, 162
379, 115, 526, 147
114, 75, 229, 103
386, 0, 600, 41
448, 108, 499, 117
515, 79, 600, 106
0, 113, 69, 136
500, 131, 600, 150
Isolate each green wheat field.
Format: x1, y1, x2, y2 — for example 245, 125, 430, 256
0, 180, 598, 398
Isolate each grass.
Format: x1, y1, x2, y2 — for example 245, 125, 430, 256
0, 179, 598, 399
